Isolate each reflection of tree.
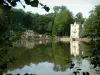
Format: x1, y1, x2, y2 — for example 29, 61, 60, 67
0, 47, 17, 74
82, 41, 92, 56
53, 64, 60, 72
76, 57, 82, 66
52, 42, 60, 72
83, 40, 100, 74
1, 42, 71, 74
52, 42, 70, 72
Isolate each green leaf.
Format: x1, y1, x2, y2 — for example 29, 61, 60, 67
43, 6, 50, 12
15, 0, 20, 2
24, 0, 30, 5
7, 0, 11, 3
30, 0, 38, 7
11, 1, 17, 6
23, 5, 25, 8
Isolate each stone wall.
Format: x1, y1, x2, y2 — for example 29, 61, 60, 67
21, 30, 50, 39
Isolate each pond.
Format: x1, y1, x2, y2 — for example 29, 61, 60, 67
0, 39, 100, 75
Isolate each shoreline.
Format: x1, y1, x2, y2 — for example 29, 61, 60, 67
58, 37, 90, 42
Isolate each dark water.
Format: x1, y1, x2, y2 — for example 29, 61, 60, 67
0, 39, 100, 75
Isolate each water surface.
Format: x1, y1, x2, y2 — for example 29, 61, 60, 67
0, 40, 100, 75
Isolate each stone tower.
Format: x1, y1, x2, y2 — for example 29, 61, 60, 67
70, 22, 83, 38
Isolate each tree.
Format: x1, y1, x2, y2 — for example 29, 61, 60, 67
83, 4, 100, 38
53, 6, 74, 36
75, 12, 85, 24
53, 6, 61, 13
60, 6, 66, 11
0, 0, 50, 12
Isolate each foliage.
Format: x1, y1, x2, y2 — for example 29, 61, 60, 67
0, 0, 50, 12
75, 12, 85, 24
0, 8, 26, 72
53, 6, 74, 36
0, 8, 25, 44
53, 6, 61, 13
83, 4, 100, 38
32, 14, 54, 34
0, 7, 53, 33
0, 5, 76, 37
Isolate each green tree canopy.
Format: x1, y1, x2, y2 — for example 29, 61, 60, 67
75, 12, 85, 24
53, 6, 74, 36
83, 4, 100, 38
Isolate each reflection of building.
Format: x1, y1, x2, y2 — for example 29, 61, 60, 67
14, 40, 35, 49
14, 39, 50, 49
70, 22, 83, 38
70, 41, 83, 56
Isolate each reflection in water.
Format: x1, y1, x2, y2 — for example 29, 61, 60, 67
70, 41, 80, 56
0, 40, 99, 75
3, 41, 71, 75
14, 39, 50, 49
70, 41, 83, 57
82, 40, 100, 75
70, 41, 99, 75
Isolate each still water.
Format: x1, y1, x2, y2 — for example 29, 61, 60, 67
1, 39, 100, 75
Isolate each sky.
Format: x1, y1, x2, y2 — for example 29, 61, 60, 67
16, 0, 100, 18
